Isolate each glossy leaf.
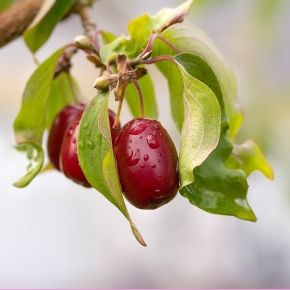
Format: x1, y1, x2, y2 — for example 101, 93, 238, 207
227, 140, 274, 179
180, 125, 257, 222
13, 142, 44, 188
175, 56, 221, 187
24, 0, 76, 52
100, 0, 194, 64
13, 48, 64, 186
124, 74, 158, 119
174, 49, 258, 221
78, 92, 146, 246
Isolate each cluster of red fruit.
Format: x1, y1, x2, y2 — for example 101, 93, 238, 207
48, 103, 179, 209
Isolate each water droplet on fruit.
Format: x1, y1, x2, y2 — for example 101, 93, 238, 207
68, 128, 73, 136
129, 123, 147, 135
140, 136, 143, 139
87, 140, 95, 149
140, 163, 145, 168
143, 154, 149, 161
158, 160, 161, 163
127, 149, 140, 166
83, 122, 89, 129
154, 189, 160, 193
78, 140, 84, 148
86, 131, 90, 136
147, 134, 159, 149
72, 137, 76, 144
151, 163, 156, 168
154, 124, 159, 129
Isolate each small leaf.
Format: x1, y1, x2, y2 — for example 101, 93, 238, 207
13, 142, 44, 188
24, 0, 76, 52
227, 140, 274, 179
124, 74, 158, 119
99, 30, 117, 45
175, 55, 221, 187
100, 0, 194, 64
78, 92, 146, 246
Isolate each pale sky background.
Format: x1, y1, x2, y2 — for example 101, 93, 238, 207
0, 0, 290, 288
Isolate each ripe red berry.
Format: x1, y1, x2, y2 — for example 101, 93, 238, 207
114, 118, 179, 209
58, 108, 120, 187
59, 111, 91, 187
47, 103, 85, 170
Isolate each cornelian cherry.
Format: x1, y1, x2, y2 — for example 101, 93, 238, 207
48, 104, 120, 187
47, 103, 85, 170
114, 118, 179, 209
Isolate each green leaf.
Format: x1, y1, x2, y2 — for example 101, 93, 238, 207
227, 140, 274, 179
46, 72, 78, 129
13, 48, 64, 186
124, 74, 158, 119
153, 24, 243, 138
78, 92, 146, 246
175, 55, 221, 187
28, 0, 56, 29
14, 48, 64, 143
100, 0, 194, 64
13, 142, 44, 188
99, 30, 117, 45
174, 49, 257, 221
24, 0, 76, 52
180, 124, 257, 222
0, 0, 13, 12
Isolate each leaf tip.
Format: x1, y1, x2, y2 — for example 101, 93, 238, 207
131, 223, 147, 247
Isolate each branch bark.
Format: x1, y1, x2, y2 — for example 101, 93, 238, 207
0, 0, 43, 48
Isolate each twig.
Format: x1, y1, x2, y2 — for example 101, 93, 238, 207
0, 0, 43, 48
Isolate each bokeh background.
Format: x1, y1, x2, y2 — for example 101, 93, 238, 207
1, 0, 290, 288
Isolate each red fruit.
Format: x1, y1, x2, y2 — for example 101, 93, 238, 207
114, 118, 179, 209
59, 111, 90, 187
47, 103, 85, 170
59, 108, 120, 187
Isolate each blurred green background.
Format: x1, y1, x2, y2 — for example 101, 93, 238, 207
0, 0, 289, 288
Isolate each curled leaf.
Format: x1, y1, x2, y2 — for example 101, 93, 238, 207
175, 56, 221, 187
228, 140, 274, 179
13, 142, 44, 188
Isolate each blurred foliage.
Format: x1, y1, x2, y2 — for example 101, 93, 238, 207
0, 0, 13, 12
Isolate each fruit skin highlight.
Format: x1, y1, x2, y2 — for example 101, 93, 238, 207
47, 103, 85, 170
114, 118, 179, 209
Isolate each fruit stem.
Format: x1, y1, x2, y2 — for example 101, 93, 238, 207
113, 95, 124, 129
141, 55, 174, 65
156, 35, 180, 54
131, 79, 144, 119
67, 73, 80, 103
